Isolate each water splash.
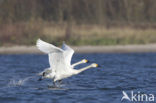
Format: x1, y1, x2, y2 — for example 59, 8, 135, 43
8, 76, 35, 87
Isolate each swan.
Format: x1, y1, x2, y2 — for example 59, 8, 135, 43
38, 41, 88, 76
36, 39, 98, 86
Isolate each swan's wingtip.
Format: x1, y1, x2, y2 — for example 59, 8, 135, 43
36, 38, 40, 43
96, 63, 101, 67
36, 39, 40, 45
62, 41, 66, 45
37, 38, 41, 42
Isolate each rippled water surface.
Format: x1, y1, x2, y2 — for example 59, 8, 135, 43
0, 53, 156, 103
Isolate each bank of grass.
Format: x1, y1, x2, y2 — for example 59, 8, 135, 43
0, 22, 156, 46
43, 24, 156, 45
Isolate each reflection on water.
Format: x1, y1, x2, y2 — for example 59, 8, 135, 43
0, 53, 156, 103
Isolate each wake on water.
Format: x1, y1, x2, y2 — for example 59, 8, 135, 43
8, 76, 36, 87
6, 75, 66, 90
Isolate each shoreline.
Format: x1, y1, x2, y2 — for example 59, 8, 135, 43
0, 44, 156, 54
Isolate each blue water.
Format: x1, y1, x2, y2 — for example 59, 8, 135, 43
0, 53, 156, 103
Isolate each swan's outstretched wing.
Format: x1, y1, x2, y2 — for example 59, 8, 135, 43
36, 39, 64, 71
62, 42, 74, 66
36, 39, 70, 76
36, 39, 63, 54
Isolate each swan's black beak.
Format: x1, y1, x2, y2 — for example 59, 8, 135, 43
98, 65, 101, 68
97, 64, 101, 68
95, 64, 101, 68
86, 60, 90, 63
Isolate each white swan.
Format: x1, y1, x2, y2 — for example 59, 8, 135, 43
38, 41, 88, 76
36, 39, 98, 85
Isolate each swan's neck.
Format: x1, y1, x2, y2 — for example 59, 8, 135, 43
75, 65, 93, 74
71, 61, 83, 67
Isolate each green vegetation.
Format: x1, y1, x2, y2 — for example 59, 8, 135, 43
0, 0, 156, 46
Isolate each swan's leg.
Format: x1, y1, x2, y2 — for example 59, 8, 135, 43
58, 80, 62, 87
51, 80, 62, 88
53, 81, 56, 87
58, 80, 62, 84
48, 80, 56, 88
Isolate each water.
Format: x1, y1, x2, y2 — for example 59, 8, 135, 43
0, 53, 156, 103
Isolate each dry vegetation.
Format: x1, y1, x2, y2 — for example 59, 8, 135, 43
1, 22, 156, 46
42, 24, 156, 46
0, 22, 43, 46
0, 0, 156, 46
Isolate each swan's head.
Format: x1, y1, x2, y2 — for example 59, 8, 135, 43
91, 63, 99, 67
43, 72, 53, 78
82, 59, 88, 63
38, 72, 52, 81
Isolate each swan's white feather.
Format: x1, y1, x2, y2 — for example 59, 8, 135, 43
36, 39, 98, 82
36, 39, 63, 54
37, 39, 72, 80
62, 42, 74, 66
